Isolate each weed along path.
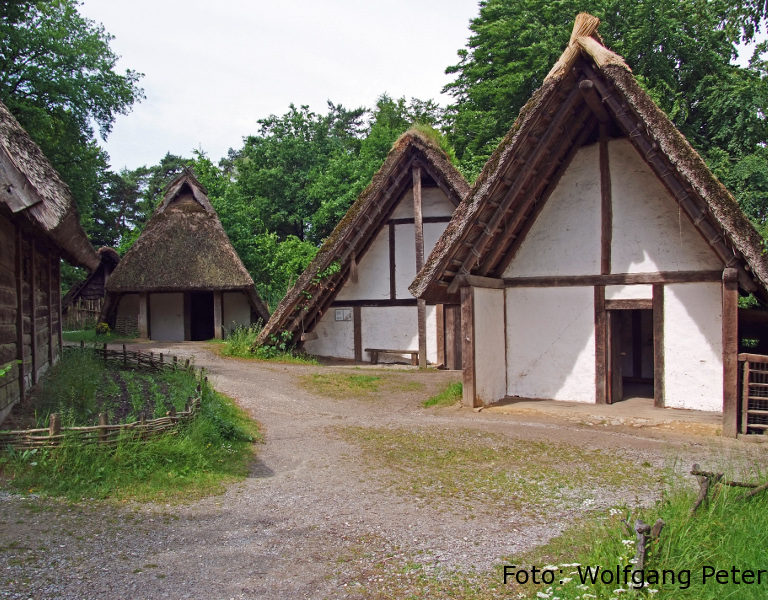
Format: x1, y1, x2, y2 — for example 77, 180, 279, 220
2, 342, 767, 599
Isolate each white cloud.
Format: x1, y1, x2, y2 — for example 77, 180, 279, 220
79, 0, 479, 170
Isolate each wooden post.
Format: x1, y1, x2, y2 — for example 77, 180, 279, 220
123, 344, 127, 366
49, 412, 60, 437
722, 268, 739, 437
353, 306, 362, 362
98, 412, 108, 443
389, 222, 396, 300
54, 255, 62, 353
460, 286, 477, 407
741, 359, 750, 435
594, 286, 607, 404
653, 284, 665, 408
30, 241, 37, 384
413, 166, 427, 368
436, 304, 445, 368
14, 228, 25, 400
138, 292, 149, 339
103, 342, 107, 364
599, 124, 612, 276
213, 290, 223, 339
47, 251, 54, 364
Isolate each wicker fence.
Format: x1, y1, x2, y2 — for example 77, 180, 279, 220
0, 343, 207, 450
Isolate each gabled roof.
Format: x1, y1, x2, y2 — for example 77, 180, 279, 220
106, 170, 270, 322
62, 247, 120, 312
411, 13, 768, 303
257, 128, 470, 345
0, 99, 98, 269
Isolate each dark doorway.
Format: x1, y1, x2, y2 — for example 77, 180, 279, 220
608, 309, 654, 402
190, 292, 214, 341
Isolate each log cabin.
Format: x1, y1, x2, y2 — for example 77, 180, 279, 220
101, 170, 269, 341
0, 100, 99, 423
410, 14, 768, 436
257, 129, 469, 367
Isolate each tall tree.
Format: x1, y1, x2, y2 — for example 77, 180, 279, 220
0, 0, 143, 234
444, 0, 768, 198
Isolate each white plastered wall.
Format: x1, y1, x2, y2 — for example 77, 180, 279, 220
361, 306, 418, 360
303, 308, 355, 359
504, 143, 601, 278
149, 293, 184, 342
307, 184, 453, 362
663, 282, 723, 411
609, 138, 722, 273
505, 287, 596, 402
390, 187, 456, 219
222, 292, 251, 334
473, 288, 506, 405
336, 227, 390, 301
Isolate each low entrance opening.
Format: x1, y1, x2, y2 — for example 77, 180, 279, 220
190, 292, 214, 341
608, 309, 654, 403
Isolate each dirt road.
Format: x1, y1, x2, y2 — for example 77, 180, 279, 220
1, 343, 762, 599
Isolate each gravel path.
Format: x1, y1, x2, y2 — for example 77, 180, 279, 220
2, 343, 764, 599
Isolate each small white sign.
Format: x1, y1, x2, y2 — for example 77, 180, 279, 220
335, 308, 352, 322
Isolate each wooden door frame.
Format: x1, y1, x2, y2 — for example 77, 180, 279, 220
597, 294, 662, 406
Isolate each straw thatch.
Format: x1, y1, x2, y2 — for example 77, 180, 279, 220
106, 170, 269, 322
62, 247, 120, 312
257, 128, 470, 346
411, 13, 768, 303
0, 99, 97, 269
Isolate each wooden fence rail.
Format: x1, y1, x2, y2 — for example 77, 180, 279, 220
0, 344, 207, 450
738, 352, 768, 435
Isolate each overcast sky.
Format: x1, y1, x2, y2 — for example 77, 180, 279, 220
78, 0, 481, 171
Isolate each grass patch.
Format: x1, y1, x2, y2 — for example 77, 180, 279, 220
508, 471, 768, 599
62, 330, 136, 344
423, 381, 462, 407
302, 371, 424, 399
336, 426, 653, 514
0, 387, 261, 502
217, 325, 318, 364
1, 350, 261, 502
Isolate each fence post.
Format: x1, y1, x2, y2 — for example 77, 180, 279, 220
103, 342, 107, 364
80, 340, 85, 350
98, 412, 108, 444
741, 359, 751, 435
150, 352, 154, 369
49, 413, 60, 440
173, 356, 178, 371
123, 344, 127, 367
160, 353, 164, 369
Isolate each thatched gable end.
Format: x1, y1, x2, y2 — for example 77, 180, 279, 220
258, 128, 470, 348
411, 13, 768, 303
105, 170, 270, 330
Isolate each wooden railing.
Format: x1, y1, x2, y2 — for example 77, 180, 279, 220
0, 344, 207, 449
738, 353, 768, 435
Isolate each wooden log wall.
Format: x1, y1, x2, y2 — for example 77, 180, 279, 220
0, 212, 62, 423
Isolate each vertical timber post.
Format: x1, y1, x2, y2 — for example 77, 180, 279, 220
138, 292, 149, 339
213, 290, 223, 340
722, 268, 739, 438
461, 286, 477, 407
412, 165, 427, 368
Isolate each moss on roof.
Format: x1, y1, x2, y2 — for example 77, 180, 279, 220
106, 173, 255, 293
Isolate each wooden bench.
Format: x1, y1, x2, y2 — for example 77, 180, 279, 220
365, 348, 419, 365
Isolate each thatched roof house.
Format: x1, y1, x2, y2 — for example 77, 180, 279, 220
411, 14, 768, 436
0, 99, 98, 422
62, 246, 120, 327
103, 170, 269, 341
259, 129, 469, 366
